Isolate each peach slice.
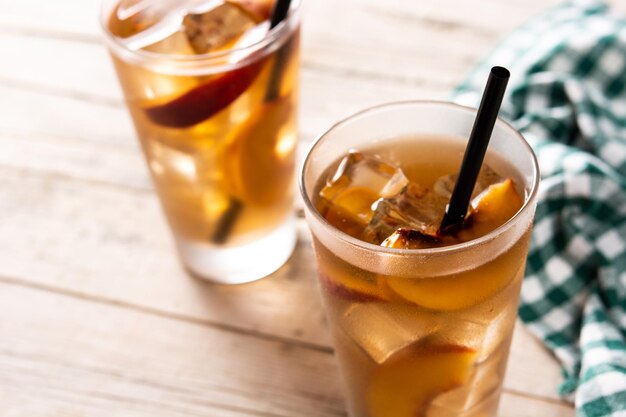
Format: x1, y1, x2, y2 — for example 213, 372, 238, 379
318, 260, 390, 303
315, 241, 390, 302
460, 178, 523, 241
145, 59, 265, 128
368, 345, 476, 417
319, 273, 388, 303
385, 241, 523, 311
224, 97, 295, 206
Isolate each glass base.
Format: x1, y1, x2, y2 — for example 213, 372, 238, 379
176, 216, 296, 284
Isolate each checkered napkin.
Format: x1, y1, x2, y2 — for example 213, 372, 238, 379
452, 0, 626, 415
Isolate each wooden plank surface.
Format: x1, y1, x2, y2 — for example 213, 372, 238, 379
0, 281, 572, 417
0, 0, 577, 415
0, 282, 343, 417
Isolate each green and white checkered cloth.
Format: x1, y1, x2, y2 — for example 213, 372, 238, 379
452, 0, 626, 415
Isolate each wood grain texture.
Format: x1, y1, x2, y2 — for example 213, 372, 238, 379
0, 282, 344, 417
0, 0, 580, 415
0, 34, 438, 144
0, 281, 571, 417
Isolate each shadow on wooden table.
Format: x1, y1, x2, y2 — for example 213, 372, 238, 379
184, 226, 349, 416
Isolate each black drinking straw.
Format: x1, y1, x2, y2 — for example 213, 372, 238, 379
270, 0, 292, 29
211, 0, 293, 244
264, 0, 294, 102
439, 66, 510, 233
211, 198, 243, 244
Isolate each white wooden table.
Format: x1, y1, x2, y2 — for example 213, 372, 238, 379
0, 0, 578, 415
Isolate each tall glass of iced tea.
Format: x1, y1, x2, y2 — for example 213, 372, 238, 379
300, 101, 539, 417
101, 0, 301, 283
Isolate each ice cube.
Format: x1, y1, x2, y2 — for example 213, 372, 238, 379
476, 312, 515, 363
320, 151, 407, 201
340, 303, 440, 364
428, 344, 506, 416
318, 151, 408, 237
432, 299, 518, 364
365, 182, 447, 244
433, 164, 503, 200
471, 293, 519, 362
143, 30, 196, 54
148, 139, 198, 181
115, 0, 254, 53
183, 2, 258, 54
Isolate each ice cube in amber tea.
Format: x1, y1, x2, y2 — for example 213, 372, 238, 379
365, 182, 448, 244
183, 1, 260, 54
429, 346, 506, 416
316, 150, 408, 238
340, 303, 442, 364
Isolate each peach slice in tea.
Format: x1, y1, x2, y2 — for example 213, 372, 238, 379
384, 236, 521, 311
320, 273, 389, 303
225, 97, 295, 206
459, 178, 523, 241
316, 245, 390, 302
144, 58, 266, 128
367, 344, 476, 417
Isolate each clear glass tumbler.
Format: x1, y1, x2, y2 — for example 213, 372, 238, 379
100, 0, 301, 283
300, 101, 539, 417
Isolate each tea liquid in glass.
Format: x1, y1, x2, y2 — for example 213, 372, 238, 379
102, 0, 301, 282
312, 136, 532, 417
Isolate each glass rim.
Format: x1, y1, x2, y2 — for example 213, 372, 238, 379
299, 100, 540, 257
99, 0, 301, 69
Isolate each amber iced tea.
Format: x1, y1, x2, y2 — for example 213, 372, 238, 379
102, 0, 300, 283
300, 103, 539, 417
315, 140, 528, 417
